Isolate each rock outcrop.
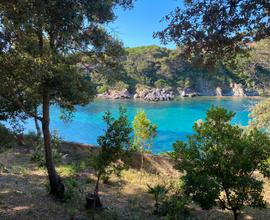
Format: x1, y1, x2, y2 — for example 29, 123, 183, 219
134, 88, 175, 101
216, 87, 223, 96
97, 81, 261, 101
230, 83, 246, 97
178, 88, 198, 97
98, 89, 131, 99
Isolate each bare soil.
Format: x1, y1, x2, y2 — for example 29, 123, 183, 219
0, 146, 270, 220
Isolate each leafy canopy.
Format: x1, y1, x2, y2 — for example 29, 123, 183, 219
0, 0, 134, 198
155, 0, 270, 65
172, 107, 270, 219
95, 39, 270, 96
0, 0, 134, 121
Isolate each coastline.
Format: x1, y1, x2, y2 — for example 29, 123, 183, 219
97, 81, 269, 101
95, 95, 265, 102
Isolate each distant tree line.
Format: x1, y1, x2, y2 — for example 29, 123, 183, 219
93, 41, 270, 96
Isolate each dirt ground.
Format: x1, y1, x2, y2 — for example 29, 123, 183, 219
1, 146, 270, 220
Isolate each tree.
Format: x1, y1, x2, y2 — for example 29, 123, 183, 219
155, 0, 270, 65
86, 107, 132, 209
172, 107, 270, 220
249, 98, 270, 134
132, 110, 157, 170
0, 0, 133, 199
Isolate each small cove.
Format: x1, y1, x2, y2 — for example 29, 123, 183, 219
23, 97, 261, 153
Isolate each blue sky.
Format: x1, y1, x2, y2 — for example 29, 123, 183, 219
109, 0, 183, 48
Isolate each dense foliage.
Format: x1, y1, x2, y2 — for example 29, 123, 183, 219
172, 107, 270, 220
0, 0, 133, 199
93, 40, 270, 95
0, 124, 15, 150
155, 0, 270, 65
30, 132, 63, 167
228, 38, 270, 95
250, 98, 270, 134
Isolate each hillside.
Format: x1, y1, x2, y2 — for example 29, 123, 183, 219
94, 40, 270, 101
1, 145, 270, 220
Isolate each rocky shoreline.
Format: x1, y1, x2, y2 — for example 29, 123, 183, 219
97, 83, 261, 101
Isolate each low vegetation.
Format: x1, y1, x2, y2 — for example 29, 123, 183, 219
0, 124, 15, 151
1, 107, 270, 220
172, 107, 270, 220
1, 141, 270, 219
30, 131, 63, 167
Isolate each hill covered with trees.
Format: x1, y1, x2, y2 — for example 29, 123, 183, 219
95, 39, 270, 101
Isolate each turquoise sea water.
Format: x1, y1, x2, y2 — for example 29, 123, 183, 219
24, 97, 260, 153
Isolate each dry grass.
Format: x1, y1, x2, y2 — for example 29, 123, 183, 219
0, 146, 270, 220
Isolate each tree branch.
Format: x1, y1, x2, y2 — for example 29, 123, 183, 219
10, 88, 43, 121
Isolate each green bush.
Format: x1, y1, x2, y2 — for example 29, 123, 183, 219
45, 172, 81, 202
31, 131, 63, 167
0, 124, 15, 150
101, 161, 127, 184
64, 177, 80, 201
97, 85, 110, 94
132, 110, 157, 170
147, 184, 169, 210
135, 84, 151, 90
158, 195, 190, 220
172, 107, 270, 220
113, 81, 129, 91
154, 79, 169, 88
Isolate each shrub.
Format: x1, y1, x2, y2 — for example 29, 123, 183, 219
135, 84, 151, 91
113, 81, 129, 91
154, 79, 169, 88
31, 131, 63, 167
249, 98, 270, 134
172, 107, 270, 220
158, 195, 190, 220
64, 177, 80, 201
147, 184, 169, 211
101, 160, 127, 184
97, 85, 110, 94
0, 124, 15, 150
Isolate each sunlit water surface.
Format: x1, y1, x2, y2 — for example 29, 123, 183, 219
23, 97, 260, 153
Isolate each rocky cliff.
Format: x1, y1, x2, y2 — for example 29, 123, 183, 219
97, 81, 260, 101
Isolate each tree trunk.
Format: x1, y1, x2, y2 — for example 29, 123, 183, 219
140, 153, 144, 171
42, 89, 64, 199
94, 172, 101, 197
34, 106, 41, 138
85, 172, 102, 209
232, 209, 238, 220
